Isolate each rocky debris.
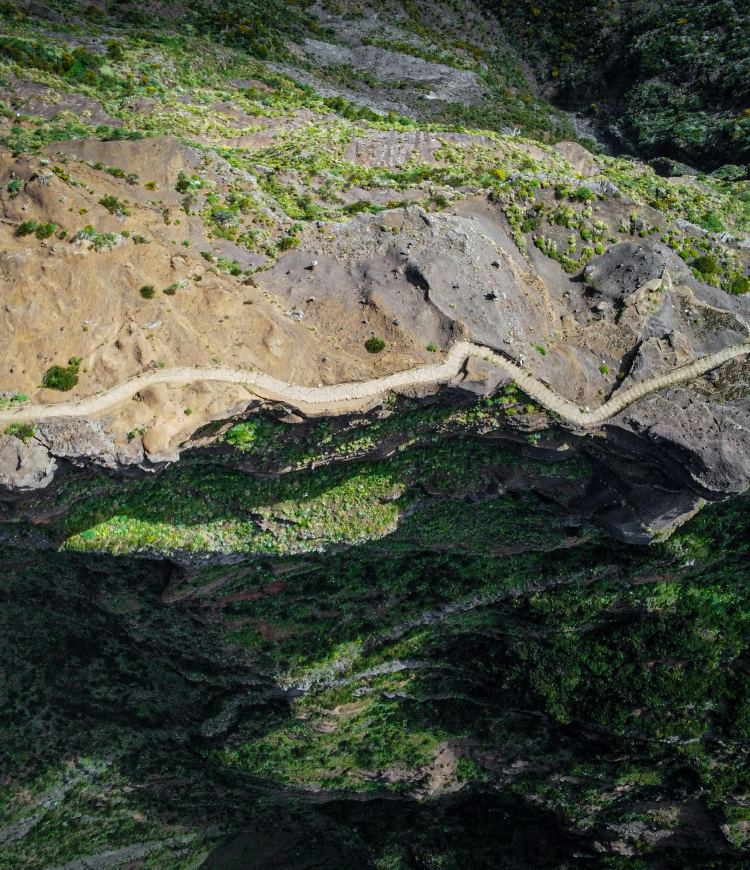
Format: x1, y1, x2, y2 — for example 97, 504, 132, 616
675, 217, 707, 235
34, 419, 118, 469
450, 355, 513, 397
649, 157, 699, 178
625, 332, 694, 383
553, 141, 600, 177
345, 129, 494, 168
302, 38, 485, 105
0, 434, 57, 491
509, 170, 620, 197
266, 60, 410, 116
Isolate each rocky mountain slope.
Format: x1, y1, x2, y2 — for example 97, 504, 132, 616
487, 0, 750, 170
1, 1, 750, 868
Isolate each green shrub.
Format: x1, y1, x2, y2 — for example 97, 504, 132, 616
140, 285, 155, 299
692, 255, 720, 276
175, 170, 202, 194
106, 41, 124, 61
99, 194, 128, 216
4, 421, 35, 442
42, 360, 80, 391
278, 235, 300, 251
7, 179, 23, 197
163, 283, 179, 296
699, 213, 725, 233
16, 220, 37, 236
727, 276, 750, 295
365, 337, 386, 353
132, 233, 149, 244
35, 222, 55, 239
426, 344, 437, 352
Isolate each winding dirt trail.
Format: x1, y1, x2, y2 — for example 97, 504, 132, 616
1, 340, 748, 430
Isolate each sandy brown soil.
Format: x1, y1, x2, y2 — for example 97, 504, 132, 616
2, 135, 749, 473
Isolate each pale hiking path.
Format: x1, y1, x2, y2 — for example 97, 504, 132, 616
1, 340, 748, 430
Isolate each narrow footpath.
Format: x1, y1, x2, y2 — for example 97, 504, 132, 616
1, 340, 748, 429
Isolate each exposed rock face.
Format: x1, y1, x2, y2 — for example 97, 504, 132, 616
301, 39, 485, 104
451, 356, 514, 396
1, 193, 749, 542
0, 434, 57, 491
625, 332, 693, 383
34, 419, 117, 468
0, 109, 747, 547
554, 141, 601, 177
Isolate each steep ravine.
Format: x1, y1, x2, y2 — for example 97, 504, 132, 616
2, 1, 750, 867
3, 478, 750, 868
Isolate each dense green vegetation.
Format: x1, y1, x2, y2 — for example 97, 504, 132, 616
41, 357, 81, 392
1, 384, 750, 863
489, 0, 750, 170
4, 481, 750, 866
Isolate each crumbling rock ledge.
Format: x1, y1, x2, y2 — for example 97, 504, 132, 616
1, 339, 749, 545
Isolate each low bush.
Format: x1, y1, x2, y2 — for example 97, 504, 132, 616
35, 222, 55, 239
693, 255, 720, 276
140, 285, 155, 299
99, 194, 129, 216
43, 358, 81, 391
277, 235, 300, 251
4, 421, 35, 441
727, 276, 750, 295
16, 220, 36, 236
365, 337, 386, 353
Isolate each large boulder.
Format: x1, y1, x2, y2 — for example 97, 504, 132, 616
0, 434, 57, 491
